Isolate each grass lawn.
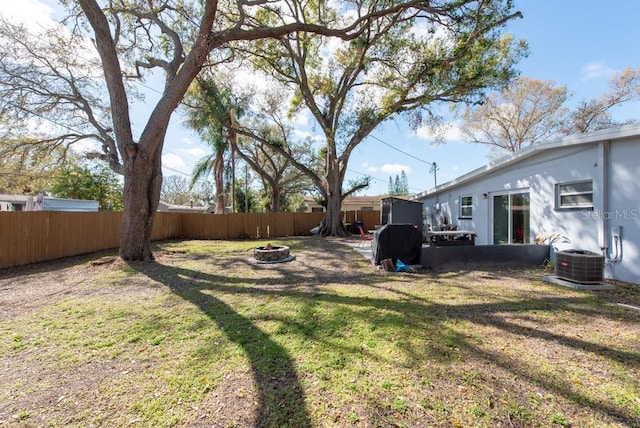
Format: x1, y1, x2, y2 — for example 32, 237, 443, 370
1, 236, 639, 427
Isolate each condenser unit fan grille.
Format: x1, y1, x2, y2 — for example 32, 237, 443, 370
555, 250, 604, 284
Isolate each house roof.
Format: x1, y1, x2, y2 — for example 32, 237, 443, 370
303, 195, 388, 204
413, 124, 640, 199
382, 196, 421, 204
0, 194, 29, 203
158, 201, 210, 212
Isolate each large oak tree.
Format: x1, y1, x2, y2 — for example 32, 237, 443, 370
235, 121, 316, 213
567, 67, 640, 134
237, 0, 526, 235
460, 68, 640, 158
0, 0, 442, 260
460, 77, 569, 157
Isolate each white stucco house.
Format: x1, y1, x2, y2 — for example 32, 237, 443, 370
414, 124, 640, 284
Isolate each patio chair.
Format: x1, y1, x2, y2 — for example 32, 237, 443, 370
357, 226, 373, 246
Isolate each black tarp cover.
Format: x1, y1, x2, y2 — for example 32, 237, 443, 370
372, 223, 422, 265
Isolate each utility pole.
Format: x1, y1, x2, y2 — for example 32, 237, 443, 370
231, 150, 235, 213
430, 162, 440, 208
429, 162, 439, 188
230, 109, 237, 213
244, 165, 249, 213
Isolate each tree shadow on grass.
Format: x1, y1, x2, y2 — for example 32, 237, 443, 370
131, 253, 640, 427
130, 261, 311, 428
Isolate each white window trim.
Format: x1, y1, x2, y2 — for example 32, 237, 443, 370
489, 189, 531, 245
459, 195, 473, 219
556, 180, 593, 210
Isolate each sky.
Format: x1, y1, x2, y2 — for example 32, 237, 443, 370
1, 0, 639, 196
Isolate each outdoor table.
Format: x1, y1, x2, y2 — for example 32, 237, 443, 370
426, 230, 476, 246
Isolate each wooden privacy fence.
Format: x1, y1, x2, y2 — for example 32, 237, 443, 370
0, 210, 381, 269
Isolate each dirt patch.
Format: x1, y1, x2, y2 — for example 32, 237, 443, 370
0, 255, 155, 319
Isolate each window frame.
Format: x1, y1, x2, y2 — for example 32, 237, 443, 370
556, 180, 593, 210
459, 195, 473, 219
491, 191, 531, 245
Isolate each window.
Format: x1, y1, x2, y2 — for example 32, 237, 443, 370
360, 206, 373, 211
459, 195, 473, 218
311, 207, 324, 213
557, 180, 593, 209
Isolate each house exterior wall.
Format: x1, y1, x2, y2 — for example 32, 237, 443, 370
420, 144, 603, 246
606, 137, 640, 282
416, 132, 640, 284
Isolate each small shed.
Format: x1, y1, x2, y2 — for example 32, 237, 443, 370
381, 197, 423, 234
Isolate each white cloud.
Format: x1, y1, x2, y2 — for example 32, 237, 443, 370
380, 164, 412, 174
0, 0, 55, 30
180, 136, 197, 145
233, 68, 268, 92
292, 129, 312, 139
581, 62, 616, 81
415, 122, 463, 143
162, 153, 187, 170
319, 36, 344, 60
360, 162, 412, 175
291, 110, 311, 126
292, 128, 325, 147
361, 162, 378, 173
186, 147, 206, 157
69, 139, 101, 155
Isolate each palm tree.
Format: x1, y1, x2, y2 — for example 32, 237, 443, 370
185, 78, 242, 214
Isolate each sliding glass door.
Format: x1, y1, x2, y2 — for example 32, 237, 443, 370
492, 192, 530, 244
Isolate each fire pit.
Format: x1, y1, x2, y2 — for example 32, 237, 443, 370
253, 244, 294, 264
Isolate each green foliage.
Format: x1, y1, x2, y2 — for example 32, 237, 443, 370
506, 404, 533, 422
185, 78, 239, 181
0, 137, 66, 195
14, 410, 29, 421
235, 116, 317, 212
233, 180, 258, 212
387, 170, 409, 196
391, 397, 408, 414
241, 0, 526, 234
468, 404, 486, 418
50, 161, 123, 210
184, 75, 249, 213
551, 413, 571, 426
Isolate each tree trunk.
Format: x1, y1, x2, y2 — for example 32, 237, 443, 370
271, 186, 281, 213
119, 146, 163, 261
214, 152, 225, 214
319, 168, 348, 236
320, 194, 348, 236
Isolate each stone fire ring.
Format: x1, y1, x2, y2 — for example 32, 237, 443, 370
252, 245, 295, 264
